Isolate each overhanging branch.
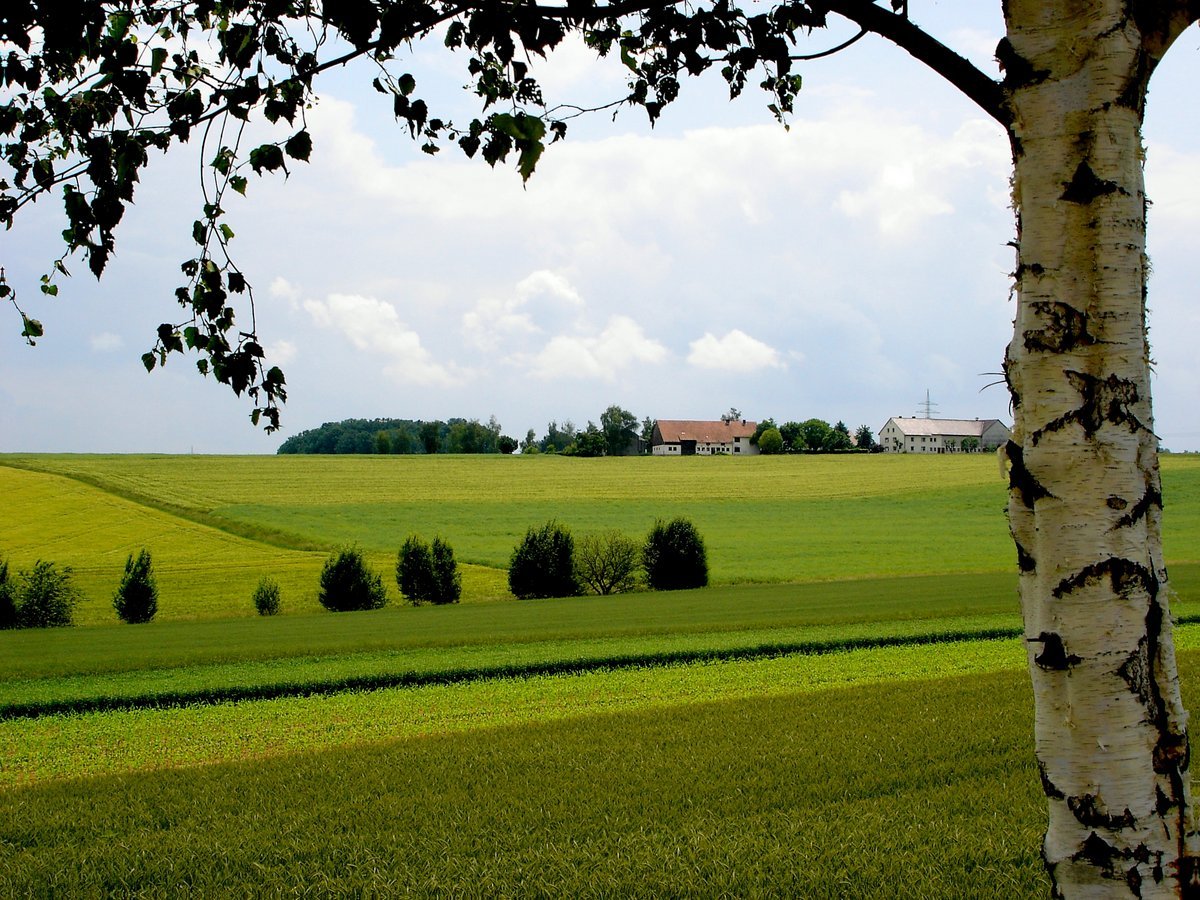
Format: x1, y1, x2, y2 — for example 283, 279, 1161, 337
820, 0, 1010, 127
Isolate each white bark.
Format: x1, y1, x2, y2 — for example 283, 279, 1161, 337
1002, 2, 1198, 895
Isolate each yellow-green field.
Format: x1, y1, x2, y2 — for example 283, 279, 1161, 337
3, 452, 1200, 895
2, 453, 1198, 625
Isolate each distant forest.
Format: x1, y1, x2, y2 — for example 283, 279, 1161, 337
277, 417, 514, 455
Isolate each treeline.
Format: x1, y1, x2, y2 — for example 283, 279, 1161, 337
277, 417, 517, 455
751, 418, 880, 454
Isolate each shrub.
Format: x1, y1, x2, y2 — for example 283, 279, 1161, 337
575, 530, 641, 595
0, 558, 16, 629
430, 537, 462, 604
397, 535, 436, 604
15, 560, 80, 628
318, 547, 388, 612
643, 518, 709, 591
508, 521, 582, 600
757, 427, 784, 455
252, 576, 281, 616
113, 548, 159, 624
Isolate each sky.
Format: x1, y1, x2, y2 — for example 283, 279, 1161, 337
2, 6, 1198, 454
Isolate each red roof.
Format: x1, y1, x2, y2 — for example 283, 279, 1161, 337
653, 419, 757, 444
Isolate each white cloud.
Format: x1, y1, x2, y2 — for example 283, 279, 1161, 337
89, 332, 123, 352
525, 315, 667, 381
269, 277, 302, 308
687, 330, 785, 373
304, 292, 464, 387
266, 339, 298, 367
463, 269, 585, 350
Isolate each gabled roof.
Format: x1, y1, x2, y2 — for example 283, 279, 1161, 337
653, 419, 757, 444
883, 417, 1007, 437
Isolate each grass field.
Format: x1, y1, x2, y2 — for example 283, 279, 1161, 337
2, 452, 1199, 894
3, 452, 1199, 624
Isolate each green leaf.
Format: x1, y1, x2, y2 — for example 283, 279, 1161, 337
142, 352, 156, 372
284, 130, 312, 162
39, 283, 58, 296
192, 220, 206, 246
150, 47, 168, 76
229, 176, 248, 195
399, 73, 416, 96
218, 223, 235, 241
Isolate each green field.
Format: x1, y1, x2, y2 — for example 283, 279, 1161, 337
2, 452, 1199, 895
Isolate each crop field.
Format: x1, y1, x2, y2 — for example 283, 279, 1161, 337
2, 452, 1199, 894
3, 452, 1199, 624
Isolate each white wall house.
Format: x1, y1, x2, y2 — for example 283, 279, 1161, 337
651, 419, 759, 456
878, 417, 1011, 453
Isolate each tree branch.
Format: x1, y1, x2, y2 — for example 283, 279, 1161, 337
820, 0, 1010, 127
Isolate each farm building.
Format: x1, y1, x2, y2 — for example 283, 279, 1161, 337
651, 419, 759, 456
877, 416, 1011, 454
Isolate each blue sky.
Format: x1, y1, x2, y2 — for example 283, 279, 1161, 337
2, 6, 1198, 452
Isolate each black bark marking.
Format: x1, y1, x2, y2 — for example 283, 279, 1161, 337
1174, 855, 1200, 896
1032, 371, 1148, 446
1006, 440, 1052, 508
995, 37, 1050, 89
1069, 793, 1137, 830
1051, 557, 1156, 600
1023, 301, 1096, 353
1031, 631, 1082, 670
1127, 863, 1143, 898
1039, 759, 1066, 800
1112, 484, 1162, 531
1119, 637, 1155, 710
1075, 831, 1121, 871
1155, 785, 1178, 817
1060, 161, 1127, 204
1016, 541, 1036, 573
1107, 495, 1129, 510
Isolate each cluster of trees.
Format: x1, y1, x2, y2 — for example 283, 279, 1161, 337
751, 419, 877, 455
278, 417, 517, 455
508, 518, 708, 599
1, 549, 159, 628
520, 405, 650, 457
315, 538, 464, 612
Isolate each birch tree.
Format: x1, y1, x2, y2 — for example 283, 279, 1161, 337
3, 0, 1198, 893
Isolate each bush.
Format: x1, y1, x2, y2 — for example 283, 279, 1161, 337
113, 548, 159, 624
252, 576, 281, 616
396, 534, 446, 605
318, 547, 388, 612
643, 518, 709, 591
757, 427, 784, 455
508, 521, 582, 600
575, 530, 641, 595
0, 558, 16, 629
430, 537, 462, 604
15, 560, 80, 628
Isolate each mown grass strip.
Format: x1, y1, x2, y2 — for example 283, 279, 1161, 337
0, 618, 1025, 719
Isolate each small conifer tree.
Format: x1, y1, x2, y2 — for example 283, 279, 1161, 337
113, 548, 159, 623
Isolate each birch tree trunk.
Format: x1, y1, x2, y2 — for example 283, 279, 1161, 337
1002, 2, 1199, 895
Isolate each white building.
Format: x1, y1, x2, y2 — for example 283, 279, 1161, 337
878, 417, 1011, 454
651, 419, 759, 456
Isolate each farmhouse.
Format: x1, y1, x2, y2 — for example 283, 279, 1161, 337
878, 416, 1011, 454
651, 419, 759, 456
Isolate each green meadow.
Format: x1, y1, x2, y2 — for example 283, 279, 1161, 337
2, 452, 1199, 895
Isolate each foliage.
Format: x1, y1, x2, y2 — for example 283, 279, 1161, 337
574, 530, 641, 595
252, 576, 281, 616
750, 419, 777, 446
721, 408, 744, 424
508, 521, 581, 599
757, 427, 784, 455
397, 534, 462, 605
961, 437, 981, 452
113, 548, 159, 624
318, 548, 388, 612
600, 405, 639, 456
779, 421, 803, 451
278, 417, 505, 454
498, 435, 519, 454
855, 425, 878, 452
571, 423, 607, 458
644, 518, 709, 591
0, 558, 16, 629
13, 560, 79, 629
828, 421, 854, 451
539, 421, 576, 454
